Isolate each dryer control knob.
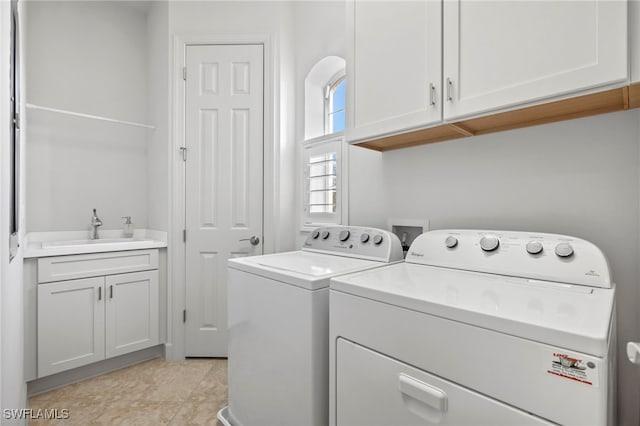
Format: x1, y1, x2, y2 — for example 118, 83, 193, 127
555, 242, 574, 258
373, 235, 384, 245
360, 233, 370, 243
321, 230, 330, 240
339, 230, 350, 242
311, 230, 320, 239
526, 241, 543, 255
480, 236, 500, 252
445, 236, 458, 249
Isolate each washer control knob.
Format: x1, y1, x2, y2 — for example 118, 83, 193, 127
373, 235, 384, 245
321, 230, 330, 240
526, 241, 543, 255
555, 242, 574, 258
312, 230, 320, 239
480, 236, 500, 252
339, 230, 350, 242
360, 233, 370, 243
445, 236, 458, 249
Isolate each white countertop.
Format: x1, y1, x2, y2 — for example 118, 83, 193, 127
23, 229, 168, 258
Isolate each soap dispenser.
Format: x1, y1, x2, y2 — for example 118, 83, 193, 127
122, 216, 134, 238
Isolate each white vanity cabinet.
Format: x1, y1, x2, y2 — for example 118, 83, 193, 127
347, 0, 628, 144
38, 277, 106, 377
443, 0, 628, 121
36, 250, 159, 377
105, 270, 159, 358
346, 0, 442, 144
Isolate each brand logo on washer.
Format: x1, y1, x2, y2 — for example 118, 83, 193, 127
409, 251, 424, 257
585, 269, 600, 277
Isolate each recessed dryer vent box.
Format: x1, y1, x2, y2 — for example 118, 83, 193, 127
388, 218, 429, 257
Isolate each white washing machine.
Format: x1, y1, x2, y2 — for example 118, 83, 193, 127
329, 229, 616, 426
218, 226, 403, 426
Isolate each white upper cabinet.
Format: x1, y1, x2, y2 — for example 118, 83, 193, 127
346, 0, 442, 143
346, 0, 629, 146
443, 0, 628, 120
632, 0, 640, 83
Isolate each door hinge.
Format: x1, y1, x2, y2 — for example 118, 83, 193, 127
179, 147, 187, 161
183, 67, 187, 81
183, 229, 187, 242
183, 309, 187, 323
13, 112, 20, 130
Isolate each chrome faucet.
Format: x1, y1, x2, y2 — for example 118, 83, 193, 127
91, 208, 103, 239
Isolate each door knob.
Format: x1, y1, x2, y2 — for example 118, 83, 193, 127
240, 236, 260, 246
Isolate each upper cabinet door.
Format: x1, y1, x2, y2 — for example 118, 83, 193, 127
631, 0, 640, 83
346, 0, 442, 144
443, 0, 628, 121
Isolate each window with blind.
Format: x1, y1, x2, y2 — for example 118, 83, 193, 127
302, 137, 344, 226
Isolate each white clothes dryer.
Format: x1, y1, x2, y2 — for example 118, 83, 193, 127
218, 226, 403, 426
329, 229, 616, 426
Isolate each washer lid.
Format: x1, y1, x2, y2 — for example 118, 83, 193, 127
229, 251, 389, 290
331, 263, 615, 357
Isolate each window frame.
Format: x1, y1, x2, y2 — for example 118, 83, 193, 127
300, 134, 348, 231
9, 0, 20, 261
323, 71, 346, 135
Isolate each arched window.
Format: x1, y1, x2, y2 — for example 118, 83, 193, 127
304, 56, 346, 140
325, 74, 346, 134
301, 57, 347, 229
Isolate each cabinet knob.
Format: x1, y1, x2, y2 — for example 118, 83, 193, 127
447, 78, 453, 102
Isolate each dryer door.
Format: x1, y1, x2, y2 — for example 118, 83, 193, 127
336, 338, 554, 426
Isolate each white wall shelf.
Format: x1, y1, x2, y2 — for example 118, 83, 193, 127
26, 103, 156, 130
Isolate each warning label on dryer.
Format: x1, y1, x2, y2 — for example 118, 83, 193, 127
547, 353, 599, 387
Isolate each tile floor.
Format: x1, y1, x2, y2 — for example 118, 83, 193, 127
28, 358, 227, 425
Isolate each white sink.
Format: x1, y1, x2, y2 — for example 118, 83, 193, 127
41, 238, 144, 248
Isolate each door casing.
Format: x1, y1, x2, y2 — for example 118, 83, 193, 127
168, 34, 277, 362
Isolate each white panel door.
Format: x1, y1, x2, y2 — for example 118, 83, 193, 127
443, 0, 628, 120
185, 44, 264, 357
105, 270, 159, 358
346, 0, 442, 143
37, 277, 105, 377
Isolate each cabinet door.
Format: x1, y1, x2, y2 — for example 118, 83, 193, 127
443, 0, 628, 120
346, 0, 442, 143
105, 270, 159, 358
37, 277, 105, 377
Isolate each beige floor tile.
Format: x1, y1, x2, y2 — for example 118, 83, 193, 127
92, 400, 182, 425
168, 400, 227, 426
27, 358, 227, 425
28, 397, 109, 426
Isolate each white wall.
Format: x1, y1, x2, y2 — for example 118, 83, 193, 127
147, 1, 170, 232
25, 1, 150, 232
352, 110, 640, 425
1, 1, 26, 422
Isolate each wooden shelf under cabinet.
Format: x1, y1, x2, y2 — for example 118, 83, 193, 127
358, 85, 636, 152
630, 82, 640, 109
